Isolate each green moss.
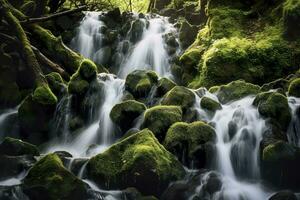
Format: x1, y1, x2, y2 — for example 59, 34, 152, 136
110, 100, 147, 131
200, 96, 222, 112
32, 85, 57, 105
87, 129, 185, 196
164, 121, 216, 167
79, 59, 98, 80
68, 73, 89, 95
215, 80, 260, 104
161, 86, 195, 110
253, 91, 291, 131
142, 105, 182, 142
125, 70, 159, 98
156, 77, 176, 97
283, 0, 300, 40
179, 48, 202, 72
263, 141, 297, 162
208, 7, 245, 39
46, 72, 66, 97
288, 78, 300, 97
0, 137, 39, 156
23, 153, 87, 200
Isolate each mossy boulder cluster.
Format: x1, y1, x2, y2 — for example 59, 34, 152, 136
164, 121, 216, 168
87, 129, 185, 197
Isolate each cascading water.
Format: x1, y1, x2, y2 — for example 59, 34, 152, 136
287, 97, 300, 147
189, 92, 271, 200
118, 16, 178, 78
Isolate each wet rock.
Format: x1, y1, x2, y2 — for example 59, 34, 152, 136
125, 70, 158, 98
23, 153, 88, 200
142, 105, 182, 142
288, 78, 300, 97
87, 129, 185, 197
0, 137, 39, 156
216, 80, 260, 104
253, 92, 291, 132
179, 20, 199, 49
163, 121, 216, 168
155, 77, 176, 97
0, 155, 36, 180
262, 141, 300, 189
269, 190, 297, 200
110, 100, 146, 132
161, 86, 195, 111
200, 96, 222, 113
45, 72, 67, 98
130, 19, 146, 43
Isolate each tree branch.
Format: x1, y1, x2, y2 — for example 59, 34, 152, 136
20, 5, 86, 24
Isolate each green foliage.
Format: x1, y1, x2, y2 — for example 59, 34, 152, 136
87, 129, 185, 196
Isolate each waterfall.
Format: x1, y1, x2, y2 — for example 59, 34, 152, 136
118, 16, 177, 78
190, 93, 271, 200
0, 107, 19, 140
71, 12, 105, 61
287, 97, 300, 147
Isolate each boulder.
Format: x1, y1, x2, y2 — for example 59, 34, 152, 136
200, 96, 222, 112
125, 70, 158, 98
253, 92, 291, 131
0, 137, 39, 156
87, 129, 185, 197
269, 190, 297, 200
142, 106, 182, 142
262, 141, 300, 189
288, 78, 300, 97
155, 77, 176, 97
110, 100, 147, 132
161, 86, 195, 111
215, 80, 260, 104
45, 72, 67, 98
163, 121, 216, 168
23, 153, 88, 200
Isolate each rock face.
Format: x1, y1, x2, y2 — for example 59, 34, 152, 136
262, 141, 300, 189
87, 129, 185, 197
110, 100, 147, 132
125, 70, 159, 99
23, 153, 88, 200
142, 106, 182, 142
0, 137, 39, 156
163, 121, 216, 168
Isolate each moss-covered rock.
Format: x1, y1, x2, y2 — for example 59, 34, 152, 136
253, 92, 291, 131
288, 78, 300, 97
262, 141, 300, 189
78, 59, 98, 80
161, 86, 195, 111
142, 106, 182, 142
32, 85, 57, 105
87, 129, 185, 197
125, 70, 158, 98
18, 94, 56, 144
45, 72, 67, 97
215, 80, 260, 104
23, 153, 88, 200
110, 100, 147, 132
155, 77, 176, 97
283, 0, 300, 40
179, 19, 199, 49
163, 121, 216, 168
200, 96, 222, 112
0, 137, 39, 156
